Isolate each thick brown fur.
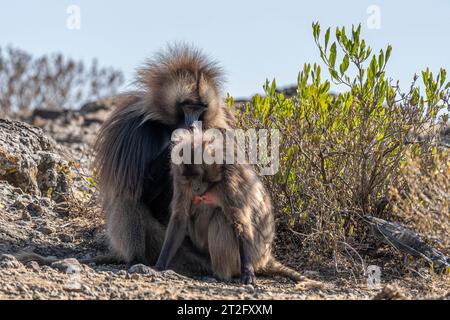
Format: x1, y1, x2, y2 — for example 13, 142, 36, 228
156, 131, 308, 284
92, 44, 234, 274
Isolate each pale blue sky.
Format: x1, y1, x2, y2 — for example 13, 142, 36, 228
0, 0, 449, 99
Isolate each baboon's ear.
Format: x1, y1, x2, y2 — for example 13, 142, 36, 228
199, 73, 209, 93
199, 73, 218, 99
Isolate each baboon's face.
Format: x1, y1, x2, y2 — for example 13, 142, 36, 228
158, 73, 220, 129
178, 162, 223, 196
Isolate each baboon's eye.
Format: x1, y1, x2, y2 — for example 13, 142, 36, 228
182, 172, 199, 177
178, 99, 207, 108
180, 102, 207, 129
182, 165, 200, 177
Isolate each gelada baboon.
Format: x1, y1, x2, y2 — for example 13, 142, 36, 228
155, 130, 308, 285
93, 45, 234, 273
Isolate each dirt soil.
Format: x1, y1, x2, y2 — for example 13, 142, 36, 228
1, 199, 449, 300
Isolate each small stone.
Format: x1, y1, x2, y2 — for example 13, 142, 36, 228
0, 254, 22, 269
81, 284, 92, 294
12, 187, 24, 194
244, 284, 255, 292
51, 258, 81, 273
41, 265, 54, 273
161, 269, 186, 280
194, 276, 218, 283
59, 234, 74, 243
373, 284, 407, 300
26, 261, 40, 272
37, 226, 54, 235
131, 273, 140, 280
27, 202, 44, 216
128, 264, 157, 275
64, 283, 83, 292
21, 210, 32, 221
40, 197, 52, 207
13, 199, 28, 210
116, 270, 127, 276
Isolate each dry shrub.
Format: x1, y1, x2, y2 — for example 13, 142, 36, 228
231, 23, 450, 266
0, 46, 124, 115
390, 148, 450, 250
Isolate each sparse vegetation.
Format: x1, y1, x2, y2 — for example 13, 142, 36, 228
231, 23, 450, 264
390, 148, 450, 249
0, 46, 124, 115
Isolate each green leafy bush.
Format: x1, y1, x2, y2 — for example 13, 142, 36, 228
231, 23, 450, 257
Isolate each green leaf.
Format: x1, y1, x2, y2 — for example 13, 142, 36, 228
329, 43, 337, 68
351, 25, 360, 49
422, 67, 430, 85
86, 176, 97, 187
432, 146, 438, 156
370, 56, 377, 75
365, 47, 372, 60
378, 50, 384, 71
335, 27, 341, 41
385, 45, 392, 64
439, 68, 446, 87
340, 54, 349, 75
325, 28, 331, 51
320, 81, 330, 94
341, 26, 347, 44
312, 22, 320, 40
329, 68, 339, 80
271, 79, 277, 96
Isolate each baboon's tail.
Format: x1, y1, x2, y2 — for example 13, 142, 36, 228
260, 257, 324, 289
13, 251, 120, 266
13, 252, 59, 265
259, 257, 305, 282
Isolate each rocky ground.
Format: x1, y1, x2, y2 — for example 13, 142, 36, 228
0, 99, 449, 300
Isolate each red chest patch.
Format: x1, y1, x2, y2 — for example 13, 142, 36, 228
192, 193, 216, 205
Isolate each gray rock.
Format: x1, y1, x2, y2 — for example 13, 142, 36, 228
51, 258, 82, 273
26, 261, 40, 272
59, 234, 74, 243
12, 199, 28, 210
130, 273, 140, 280
37, 226, 54, 235
0, 119, 53, 195
0, 254, 22, 269
128, 264, 157, 275
27, 202, 44, 216
0, 119, 76, 203
20, 210, 32, 221
40, 197, 52, 207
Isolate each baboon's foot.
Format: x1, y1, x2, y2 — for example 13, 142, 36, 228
240, 267, 256, 285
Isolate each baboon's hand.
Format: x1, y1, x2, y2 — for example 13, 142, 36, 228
240, 268, 256, 285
